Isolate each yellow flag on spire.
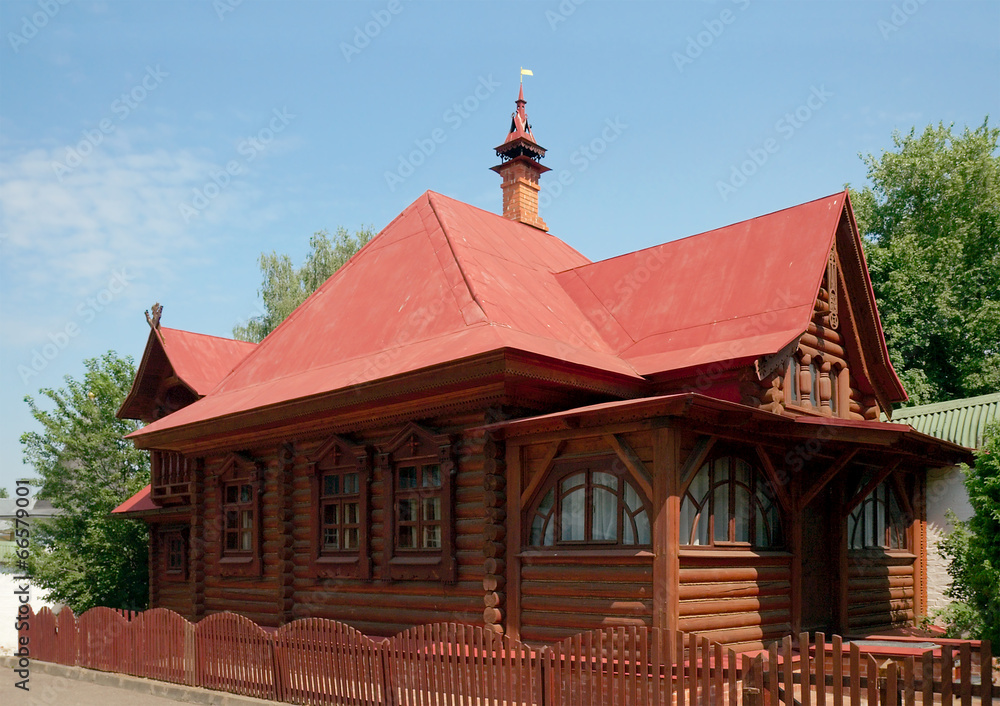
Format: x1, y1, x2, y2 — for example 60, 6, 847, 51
520, 68, 533, 76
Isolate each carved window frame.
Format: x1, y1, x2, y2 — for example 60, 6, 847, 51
309, 434, 372, 580
161, 525, 188, 582
524, 454, 652, 549
215, 453, 263, 578
378, 423, 457, 583
680, 452, 784, 549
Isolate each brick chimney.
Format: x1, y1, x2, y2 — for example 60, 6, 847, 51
490, 84, 550, 231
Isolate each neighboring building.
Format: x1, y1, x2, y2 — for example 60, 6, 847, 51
890, 393, 1000, 614
0, 496, 61, 543
113, 86, 970, 650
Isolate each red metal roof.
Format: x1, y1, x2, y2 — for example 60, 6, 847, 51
129, 189, 905, 443
557, 192, 846, 376
159, 327, 257, 395
111, 484, 157, 514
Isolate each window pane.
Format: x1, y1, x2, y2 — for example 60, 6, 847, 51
398, 498, 417, 522
735, 458, 750, 485
324, 474, 339, 496
634, 509, 651, 545
591, 487, 618, 541
240, 530, 252, 551
422, 464, 441, 488
689, 465, 710, 504
592, 472, 618, 491
680, 497, 698, 545
537, 488, 554, 516
715, 457, 729, 483
323, 503, 338, 525
226, 510, 237, 530
423, 497, 441, 522
423, 525, 441, 549
240, 484, 252, 503
344, 501, 359, 525
397, 525, 415, 549
226, 532, 237, 550
623, 518, 635, 545
561, 473, 585, 493
241, 509, 253, 529
343, 472, 359, 495
733, 486, 750, 543
624, 483, 642, 513
530, 515, 549, 546
560, 487, 586, 541
398, 466, 417, 489
343, 528, 359, 550
713, 485, 730, 542
226, 486, 238, 504
324, 528, 339, 549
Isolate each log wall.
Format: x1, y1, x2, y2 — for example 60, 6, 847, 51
847, 550, 916, 632
678, 550, 792, 650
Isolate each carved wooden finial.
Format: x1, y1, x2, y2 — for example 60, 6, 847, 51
145, 302, 163, 330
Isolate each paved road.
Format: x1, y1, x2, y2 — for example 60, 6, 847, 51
2, 670, 196, 705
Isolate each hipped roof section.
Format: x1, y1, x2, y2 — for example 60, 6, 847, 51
129, 189, 905, 444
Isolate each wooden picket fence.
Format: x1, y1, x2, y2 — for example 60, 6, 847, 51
17, 605, 996, 705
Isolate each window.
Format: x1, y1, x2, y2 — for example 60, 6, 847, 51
527, 457, 651, 548
310, 435, 372, 579
161, 527, 187, 581
223, 481, 255, 554
379, 423, 457, 582
849, 480, 908, 550
216, 454, 261, 577
681, 455, 783, 548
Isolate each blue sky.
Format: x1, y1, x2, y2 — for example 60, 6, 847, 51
1, 0, 997, 493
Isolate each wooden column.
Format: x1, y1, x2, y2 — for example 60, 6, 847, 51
653, 426, 681, 633
277, 443, 296, 625
833, 476, 849, 635
191, 458, 205, 620
505, 441, 523, 641
790, 471, 803, 635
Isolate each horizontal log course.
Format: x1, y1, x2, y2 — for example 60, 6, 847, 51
483, 524, 506, 542
521, 579, 651, 601
848, 577, 915, 593
679, 594, 792, 617
484, 558, 505, 575
799, 333, 847, 359
850, 610, 913, 629
848, 598, 914, 618
484, 591, 504, 609
520, 595, 652, 616
682, 622, 793, 649
677, 580, 791, 601
483, 607, 502, 625
484, 474, 505, 492
520, 563, 652, 585
678, 607, 790, 633
483, 575, 505, 592
679, 566, 791, 584
484, 507, 506, 524
520, 610, 649, 631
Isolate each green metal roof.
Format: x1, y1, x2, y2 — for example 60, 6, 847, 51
891, 392, 1000, 449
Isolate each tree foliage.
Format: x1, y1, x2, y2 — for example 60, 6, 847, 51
20, 351, 150, 612
233, 226, 376, 342
849, 119, 999, 405
936, 421, 1000, 643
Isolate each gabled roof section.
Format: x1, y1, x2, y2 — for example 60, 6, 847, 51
129, 191, 643, 442
555, 190, 907, 403
890, 392, 1000, 449
118, 327, 256, 421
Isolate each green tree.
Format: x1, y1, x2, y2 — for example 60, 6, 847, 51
0, 488, 8, 498
233, 226, 376, 342
849, 119, 999, 405
936, 421, 1000, 643
20, 351, 150, 612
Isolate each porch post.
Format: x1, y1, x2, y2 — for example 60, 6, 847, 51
790, 472, 803, 635
653, 426, 681, 633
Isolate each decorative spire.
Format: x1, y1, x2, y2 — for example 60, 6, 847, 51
491, 82, 550, 231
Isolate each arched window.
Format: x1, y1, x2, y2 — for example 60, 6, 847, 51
848, 480, 908, 549
680, 456, 783, 548
528, 456, 651, 548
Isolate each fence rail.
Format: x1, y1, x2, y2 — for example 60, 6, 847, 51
17, 605, 995, 705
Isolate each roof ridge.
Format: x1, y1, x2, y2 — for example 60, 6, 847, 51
161, 327, 256, 346
426, 191, 490, 324
893, 391, 1000, 417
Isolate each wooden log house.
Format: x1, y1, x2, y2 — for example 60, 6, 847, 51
113, 86, 970, 650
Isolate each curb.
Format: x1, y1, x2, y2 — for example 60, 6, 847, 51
0, 655, 282, 705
